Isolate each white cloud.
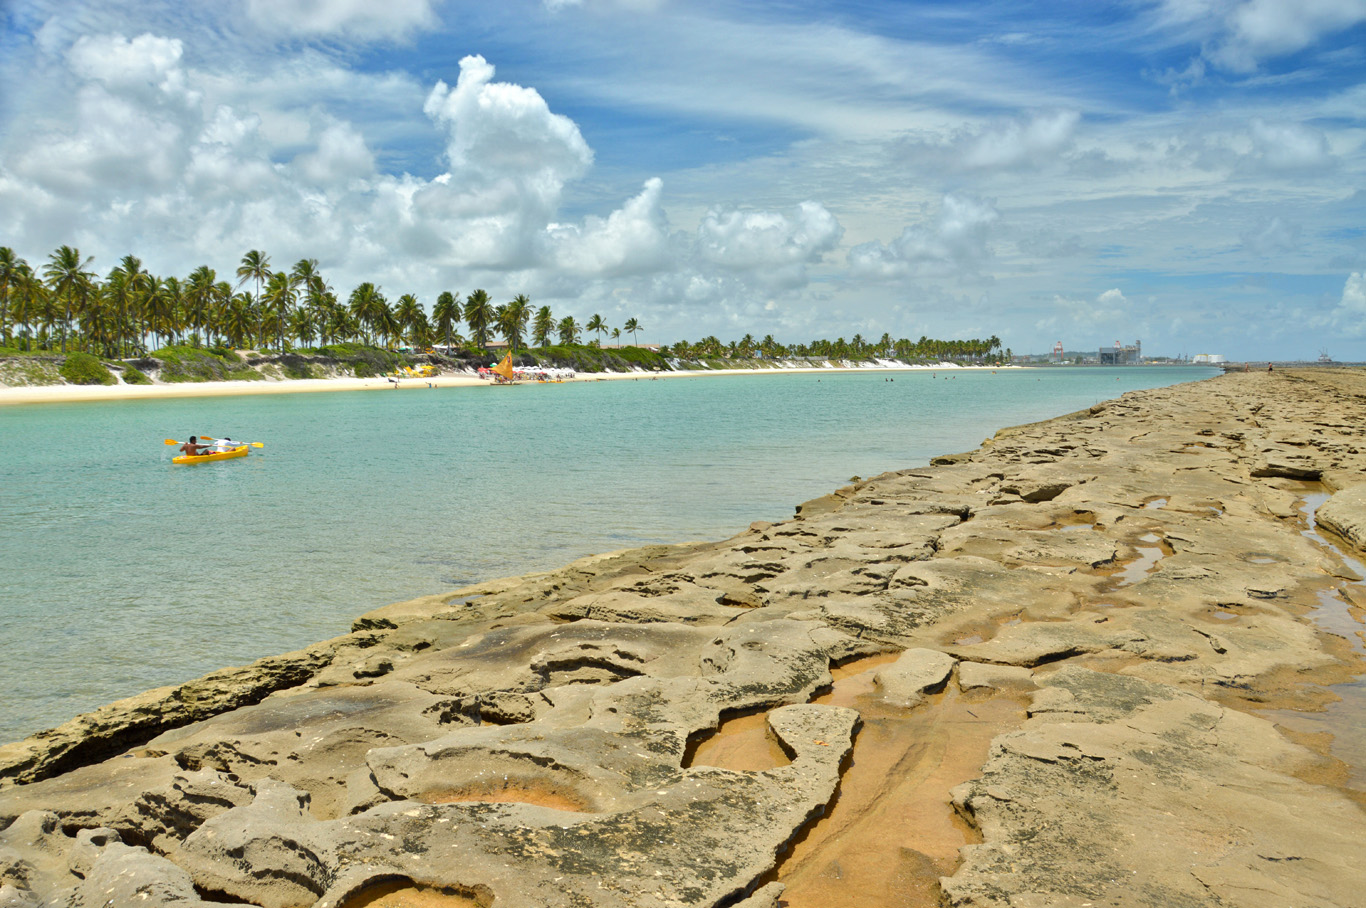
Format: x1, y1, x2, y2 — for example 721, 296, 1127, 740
1097, 288, 1128, 307
292, 121, 375, 186
1156, 0, 1366, 72
847, 193, 999, 280
546, 178, 673, 276
67, 32, 186, 95
1248, 118, 1332, 170
696, 201, 843, 288
423, 55, 592, 205
243, 0, 439, 41
962, 110, 1080, 170
1033, 287, 1134, 335
1343, 272, 1366, 307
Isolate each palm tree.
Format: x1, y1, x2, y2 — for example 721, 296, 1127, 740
557, 315, 580, 345
623, 317, 641, 346
235, 250, 271, 333
9, 261, 43, 351
262, 271, 299, 351
433, 291, 461, 351
43, 245, 95, 353
224, 293, 256, 350
533, 305, 555, 347
290, 306, 317, 348
0, 247, 22, 347
116, 255, 152, 357
499, 294, 531, 351
292, 259, 328, 348
348, 283, 385, 346
464, 289, 494, 348
186, 266, 218, 346
394, 293, 428, 347
375, 298, 400, 348
586, 313, 606, 346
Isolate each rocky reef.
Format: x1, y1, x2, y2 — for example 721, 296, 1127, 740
3, 368, 1365, 907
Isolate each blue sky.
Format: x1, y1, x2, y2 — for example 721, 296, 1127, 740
2, 0, 1365, 359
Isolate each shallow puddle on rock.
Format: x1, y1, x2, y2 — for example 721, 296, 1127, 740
773, 667, 1028, 908
420, 781, 591, 812
1260, 492, 1366, 791
688, 654, 900, 773
1143, 498, 1168, 510
340, 880, 488, 908
1111, 534, 1168, 587
686, 708, 794, 772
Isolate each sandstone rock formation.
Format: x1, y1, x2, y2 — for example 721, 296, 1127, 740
3, 368, 1365, 907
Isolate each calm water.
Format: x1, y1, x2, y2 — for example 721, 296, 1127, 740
0, 366, 1216, 743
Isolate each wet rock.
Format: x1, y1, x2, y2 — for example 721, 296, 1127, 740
945, 667, 1362, 908
1316, 482, 1366, 551
873, 648, 957, 707
957, 662, 1035, 691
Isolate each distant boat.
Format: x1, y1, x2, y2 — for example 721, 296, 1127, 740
1319, 349, 1333, 364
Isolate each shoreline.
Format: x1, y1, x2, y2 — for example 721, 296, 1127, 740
0, 360, 1086, 407
2, 368, 1363, 906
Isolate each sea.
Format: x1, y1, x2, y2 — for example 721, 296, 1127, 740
0, 365, 1219, 744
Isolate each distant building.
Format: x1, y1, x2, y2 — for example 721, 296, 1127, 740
1099, 339, 1141, 365
1191, 353, 1227, 364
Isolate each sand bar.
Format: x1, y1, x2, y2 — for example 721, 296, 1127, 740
1, 368, 1363, 907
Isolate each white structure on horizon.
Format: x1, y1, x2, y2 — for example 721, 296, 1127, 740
1192, 353, 1227, 364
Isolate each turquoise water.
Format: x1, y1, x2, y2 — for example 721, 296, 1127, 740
0, 366, 1216, 742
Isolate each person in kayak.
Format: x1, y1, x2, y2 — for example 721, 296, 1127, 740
179, 436, 208, 457
212, 436, 237, 452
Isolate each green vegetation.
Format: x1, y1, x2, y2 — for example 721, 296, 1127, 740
0, 356, 62, 386
58, 352, 116, 385
151, 345, 260, 383
312, 343, 406, 377
0, 243, 1011, 376
120, 364, 152, 385
526, 344, 671, 374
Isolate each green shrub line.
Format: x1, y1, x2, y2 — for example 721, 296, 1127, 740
0, 342, 941, 390
58, 352, 116, 386
120, 364, 152, 385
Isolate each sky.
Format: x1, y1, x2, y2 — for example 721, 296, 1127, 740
1, 1, 1365, 360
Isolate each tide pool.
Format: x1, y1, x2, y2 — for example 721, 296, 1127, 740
0, 366, 1217, 742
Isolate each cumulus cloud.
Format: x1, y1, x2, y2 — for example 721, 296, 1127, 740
1336, 272, 1366, 329
894, 111, 1080, 175
961, 110, 1080, 170
1033, 287, 1134, 335
696, 201, 843, 288
67, 33, 187, 95
243, 0, 439, 41
292, 121, 376, 186
410, 55, 596, 267
847, 194, 999, 280
1248, 118, 1332, 170
546, 178, 672, 276
1157, 0, 1366, 72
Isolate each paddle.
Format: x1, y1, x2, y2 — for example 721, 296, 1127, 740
163, 438, 264, 448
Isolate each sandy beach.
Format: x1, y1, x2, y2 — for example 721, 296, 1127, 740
2, 367, 1362, 908
0, 361, 1000, 407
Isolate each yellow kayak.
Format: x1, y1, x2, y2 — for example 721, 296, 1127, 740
173, 445, 249, 465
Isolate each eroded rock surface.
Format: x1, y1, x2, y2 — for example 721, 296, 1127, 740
3, 368, 1366, 907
